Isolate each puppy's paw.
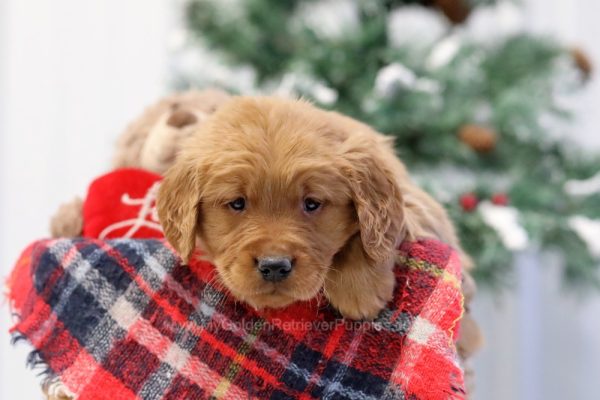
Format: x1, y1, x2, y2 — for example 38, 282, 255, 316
325, 262, 395, 321
331, 283, 394, 321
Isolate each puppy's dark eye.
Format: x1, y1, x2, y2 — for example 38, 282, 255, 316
303, 198, 321, 213
228, 197, 246, 211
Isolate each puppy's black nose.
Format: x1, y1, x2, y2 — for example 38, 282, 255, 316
256, 257, 293, 282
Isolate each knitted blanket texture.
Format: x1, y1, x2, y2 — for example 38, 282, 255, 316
7, 238, 465, 400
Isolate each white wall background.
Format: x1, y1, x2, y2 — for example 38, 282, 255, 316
0, 1, 171, 398
0, 1, 599, 399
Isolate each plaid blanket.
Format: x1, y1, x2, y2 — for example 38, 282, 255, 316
7, 238, 465, 400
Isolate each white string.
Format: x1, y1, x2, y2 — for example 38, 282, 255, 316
98, 182, 163, 239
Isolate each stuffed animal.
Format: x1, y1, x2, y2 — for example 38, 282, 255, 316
49, 89, 231, 239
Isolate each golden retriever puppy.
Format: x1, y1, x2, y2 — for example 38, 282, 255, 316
157, 96, 466, 320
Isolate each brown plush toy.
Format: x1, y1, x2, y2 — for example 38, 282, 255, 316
49, 89, 231, 238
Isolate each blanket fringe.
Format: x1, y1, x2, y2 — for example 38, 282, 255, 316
11, 332, 74, 399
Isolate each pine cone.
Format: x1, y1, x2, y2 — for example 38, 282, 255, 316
571, 47, 593, 81
458, 124, 498, 153
434, 0, 471, 24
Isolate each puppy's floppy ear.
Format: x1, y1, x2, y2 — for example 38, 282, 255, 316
157, 160, 202, 263
343, 143, 405, 266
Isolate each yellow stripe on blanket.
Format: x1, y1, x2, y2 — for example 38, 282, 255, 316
395, 255, 462, 290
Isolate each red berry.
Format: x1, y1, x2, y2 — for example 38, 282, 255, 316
460, 193, 479, 212
491, 193, 509, 206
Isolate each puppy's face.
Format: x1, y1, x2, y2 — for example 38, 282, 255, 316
198, 153, 357, 309
158, 97, 404, 312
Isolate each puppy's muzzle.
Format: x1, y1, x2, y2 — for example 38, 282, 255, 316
256, 256, 293, 282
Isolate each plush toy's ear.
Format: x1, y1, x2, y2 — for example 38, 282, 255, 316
157, 160, 203, 263
343, 143, 405, 266
166, 109, 198, 128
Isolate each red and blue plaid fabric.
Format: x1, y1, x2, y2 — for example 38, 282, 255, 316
7, 238, 465, 400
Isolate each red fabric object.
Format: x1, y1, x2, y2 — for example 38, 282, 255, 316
7, 238, 465, 399
82, 168, 164, 239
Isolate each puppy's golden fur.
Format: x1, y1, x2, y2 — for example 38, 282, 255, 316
157, 97, 466, 320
